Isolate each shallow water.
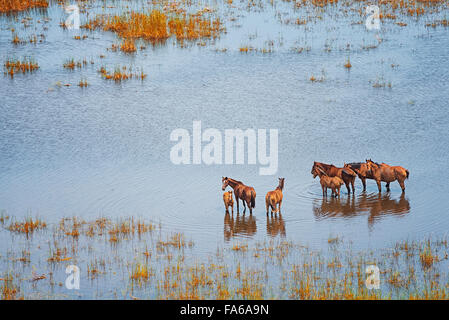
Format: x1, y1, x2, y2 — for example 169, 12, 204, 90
1, 0, 449, 298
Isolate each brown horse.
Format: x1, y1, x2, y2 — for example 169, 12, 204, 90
223, 191, 234, 214
344, 162, 376, 191
311, 161, 357, 194
222, 177, 256, 214
365, 159, 409, 192
265, 178, 284, 215
314, 166, 344, 197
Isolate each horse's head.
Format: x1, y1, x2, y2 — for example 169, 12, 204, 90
278, 177, 285, 190
311, 162, 318, 177
311, 162, 325, 178
222, 177, 229, 191
365, 159, 378, 173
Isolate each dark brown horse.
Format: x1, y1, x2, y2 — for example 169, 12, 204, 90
222, 177, 256, 214
311, 161, 357, 194
365, 159, 409, 192
344, 161, 376, 191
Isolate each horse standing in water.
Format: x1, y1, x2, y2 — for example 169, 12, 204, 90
344, 162, 376, 191
222, 177, 256, 214
313, 167, 344, 197
311, 161, 357, 194
365, 159, 409, 192
265, 178, 284, 215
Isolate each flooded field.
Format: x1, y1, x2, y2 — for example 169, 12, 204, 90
1, 0, 449, 299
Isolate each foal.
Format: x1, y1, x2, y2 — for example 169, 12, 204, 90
314, 167, 344, 197
223, 191, 234, 214
265, 178, 285, 215
311, 161, 356, 194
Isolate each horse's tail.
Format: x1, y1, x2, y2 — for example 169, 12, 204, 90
406, 169, 409, 179
250, 190, 256, 208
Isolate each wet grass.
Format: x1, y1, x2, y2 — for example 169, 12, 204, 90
0, 0, 48, 13
98, 66, 146, 82
1, 213, 449, 299
83, 9, 223, 47
3, 58, 39, 78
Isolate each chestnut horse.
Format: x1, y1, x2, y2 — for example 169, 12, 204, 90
222, 177, 256, 214
344, 162, 376, 191
265, 178, 284, 215
314, 167, 344, 197
311, 161, 357, 194
365, 159, 409, 192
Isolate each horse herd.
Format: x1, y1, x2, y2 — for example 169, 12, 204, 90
222, 159, 409, 215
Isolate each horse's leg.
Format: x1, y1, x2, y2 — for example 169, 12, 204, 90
247, 200, 252, 215
361, 178, 366, 191
231, 203, 234, 215
351, 179, 355, 194
266, 200, 269, 215
278, 200, 282, 214
385, 182, 390, 192
376, 180, 382, 192
242, 199, 246, 214
398, 179, 405, 192
345, 181, 350, 194
236, 198, 240, 214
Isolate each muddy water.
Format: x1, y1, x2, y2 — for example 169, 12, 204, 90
1, 1, 449, 262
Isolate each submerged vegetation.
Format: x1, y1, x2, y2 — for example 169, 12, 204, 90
1, 213, 449, 300
3, 59, 39, 78
0, 0, 48, 13
98, 66, 147, 82
83, 9, 223, 46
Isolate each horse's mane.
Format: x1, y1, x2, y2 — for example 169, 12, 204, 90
347, 162, 363, 169
315, 162, 332, 169
227, 177, 244, 185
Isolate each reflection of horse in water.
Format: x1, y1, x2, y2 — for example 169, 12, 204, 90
313, 193, 410, 226
224, 213, 257, 241
266, 214, 286, 237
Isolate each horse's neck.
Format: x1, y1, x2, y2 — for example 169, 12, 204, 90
320, 163, 335, 173
228, 179, 242, 189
